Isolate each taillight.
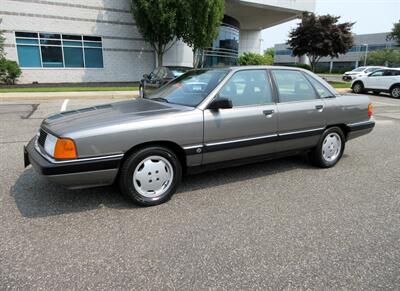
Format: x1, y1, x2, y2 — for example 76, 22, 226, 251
368, 103, 373, 118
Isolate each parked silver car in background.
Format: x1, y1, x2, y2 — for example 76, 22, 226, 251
25, 66, 375, 206
342, 66, 386, 81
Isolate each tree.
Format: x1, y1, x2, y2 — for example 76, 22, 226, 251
238, 52, 273, 66
0, 59, 22, 84
0, 19, 6, 60
362, 49, 400, 67
287, 12, 354, 71
264, 47, 275, 59
131, 0, 179, 66
177, 0, 224, 67
387, 20, 400, 45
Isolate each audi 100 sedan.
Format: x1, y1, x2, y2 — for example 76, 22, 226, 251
24, 66, 375, 206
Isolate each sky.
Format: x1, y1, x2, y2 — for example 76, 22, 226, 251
261, 0, 400, 50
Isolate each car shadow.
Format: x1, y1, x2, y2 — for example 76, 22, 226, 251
11, 154, 314, 219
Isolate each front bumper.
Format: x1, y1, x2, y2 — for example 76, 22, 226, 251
24, 138, 123, 189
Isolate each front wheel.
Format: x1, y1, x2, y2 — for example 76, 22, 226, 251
308, 127, 345, 168
391, 86, 400, 98
119, 146, 182, 206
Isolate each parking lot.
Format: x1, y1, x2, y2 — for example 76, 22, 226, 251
1, 94, 399, 289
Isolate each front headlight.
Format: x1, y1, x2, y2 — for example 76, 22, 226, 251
44, 133, 77, 159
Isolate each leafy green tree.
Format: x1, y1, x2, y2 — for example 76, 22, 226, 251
237, 52, 273, 66
0, 59, 22, 84
0, 19, 6, 60
264, 48, 275, 59
287, 12, 354, 71
177, 0, 224, 67
387, 20, 400, 45
131, 0, 179, 66
362, 48, 400, 67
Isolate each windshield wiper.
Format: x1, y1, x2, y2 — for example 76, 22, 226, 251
151, 97, 169, 103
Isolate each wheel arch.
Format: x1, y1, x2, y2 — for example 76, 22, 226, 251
121, 140, 188, 174
326, 124, 349, 140
389, 83, 400, 91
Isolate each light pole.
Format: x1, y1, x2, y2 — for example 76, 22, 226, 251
363, 43, 369, 66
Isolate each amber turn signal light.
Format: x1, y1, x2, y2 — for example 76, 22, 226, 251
368, 103, 374, 118
54, 138, 77, 159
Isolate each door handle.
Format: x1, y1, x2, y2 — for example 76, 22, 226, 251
263, 109, 274, 116
315, 105, 324, 110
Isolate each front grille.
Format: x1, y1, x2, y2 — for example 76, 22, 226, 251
37, 129, 47, 148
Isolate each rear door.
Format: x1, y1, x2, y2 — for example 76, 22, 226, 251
271, 69, 326, 152
203, 69, 278, 164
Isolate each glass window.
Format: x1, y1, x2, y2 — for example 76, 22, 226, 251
41, 46, 63, 67
17, 45, 41, 67
84, 48, 103, 68
370, 70, 384, 77
39, 33, 60, 39
15, 31, 103, 69
306, 75, 334, 98
83, 36, 101, 42
15, 32, 38, 38
272, 70, 317, 102
219, 70, 273, 106
63, 35, 82, 40
64, 47, 84, 68
147, 69, 229, 107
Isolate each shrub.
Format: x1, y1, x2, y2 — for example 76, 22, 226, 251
238, 52, 273, 66
0, 59, 22, 84
278, 63, 312, 71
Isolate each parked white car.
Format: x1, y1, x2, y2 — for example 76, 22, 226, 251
351, 68, 400, 98
342, 66, 386, 82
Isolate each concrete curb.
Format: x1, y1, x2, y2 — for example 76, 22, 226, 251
0, 91, 139, 101
336, 88, 352, 94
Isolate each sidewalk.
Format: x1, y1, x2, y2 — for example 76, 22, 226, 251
0, 90, 139, 101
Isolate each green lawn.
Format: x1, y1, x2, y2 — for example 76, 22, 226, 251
329, 82, 351, 89
0, 86, 139, 93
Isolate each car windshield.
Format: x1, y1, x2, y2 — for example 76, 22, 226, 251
169, 67, 191, 78
145, 69, 229, 107
352, 67, 366, 72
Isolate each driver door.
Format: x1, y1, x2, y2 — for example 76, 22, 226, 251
203, 70, 278, 164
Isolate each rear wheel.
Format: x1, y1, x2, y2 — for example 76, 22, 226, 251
309, 127, 345, 168
352, 82, 364, 94
119, 146, 182, 206
391, 86, 400, 98
139, 85, 144, 98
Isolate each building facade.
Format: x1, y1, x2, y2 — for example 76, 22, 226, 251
0, 0, 314, 84
274, 32, 399, 73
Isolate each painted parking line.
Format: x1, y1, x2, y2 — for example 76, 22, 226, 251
60, 99, 70, 112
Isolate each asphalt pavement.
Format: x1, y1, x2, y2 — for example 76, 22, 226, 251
1, 94, 399, 290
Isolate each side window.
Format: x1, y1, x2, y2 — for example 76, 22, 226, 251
394, 70, 400, 76
272, 70, 317, 102
370, 70, 384, 77
218, 70, 273, 107
383, 70, 394, 76
306, 76, 334, 98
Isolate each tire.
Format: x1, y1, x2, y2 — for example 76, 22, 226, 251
391, 86, 400, 98
352, 82, 364, 94
308, 127, 345, 168
139, 85, 144, 98
119, 146, 182, 206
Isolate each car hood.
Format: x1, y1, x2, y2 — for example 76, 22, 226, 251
41, 98, 192, 137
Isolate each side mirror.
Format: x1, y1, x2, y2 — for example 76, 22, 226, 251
143, 74, 149, 79
208, 97, 233, 110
